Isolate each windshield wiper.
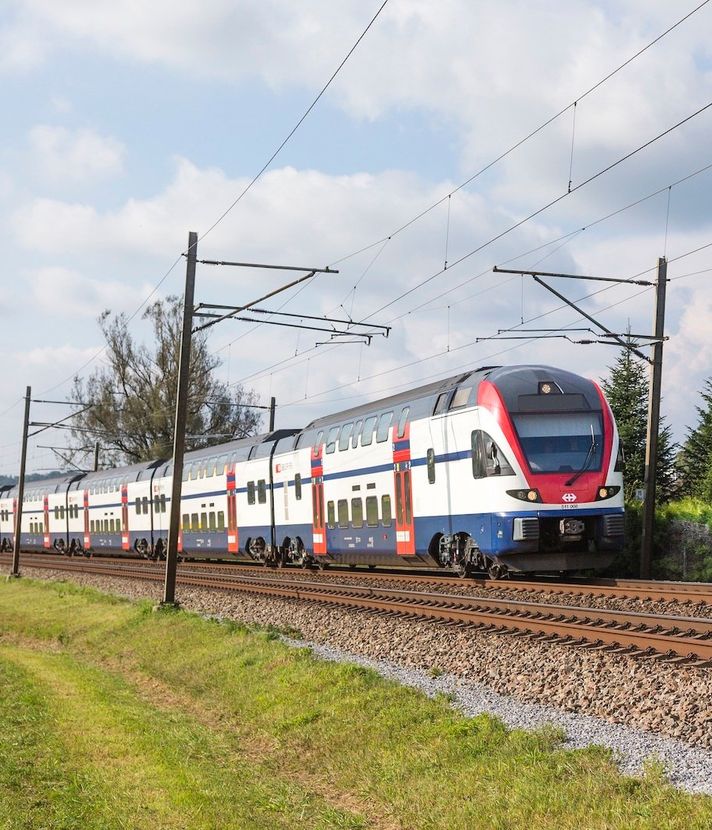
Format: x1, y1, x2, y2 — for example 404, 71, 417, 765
565, 425, 597, 487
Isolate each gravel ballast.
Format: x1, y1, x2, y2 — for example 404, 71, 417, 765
5, 565, 712, 795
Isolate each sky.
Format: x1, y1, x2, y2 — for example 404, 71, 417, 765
1, 0, 712, 476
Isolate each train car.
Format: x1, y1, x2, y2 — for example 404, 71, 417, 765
3, 364, 624, 576
0, 484, 13, 550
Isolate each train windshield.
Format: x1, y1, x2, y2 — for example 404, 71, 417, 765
511, 411, 603, 474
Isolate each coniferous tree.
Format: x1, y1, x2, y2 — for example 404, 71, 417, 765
601, 345, 677, 502
678, 378, 712, 498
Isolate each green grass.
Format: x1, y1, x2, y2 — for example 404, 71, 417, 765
1, 578, 711, 829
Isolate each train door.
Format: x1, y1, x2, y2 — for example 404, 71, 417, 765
121, 485, 130, 551
43, 496, 50, 549
311, 445, 326, 555
226, 463, 239, 554
393, 421, 415, 555
83, 490, 91, 551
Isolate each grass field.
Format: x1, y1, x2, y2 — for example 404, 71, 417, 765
0, 577, 711, 830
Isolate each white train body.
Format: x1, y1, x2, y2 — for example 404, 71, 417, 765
0, 365, 624, 575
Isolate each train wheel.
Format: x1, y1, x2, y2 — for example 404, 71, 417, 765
249, 536, 266, 562
455, 560, 472, 579
488, 562, 508, 580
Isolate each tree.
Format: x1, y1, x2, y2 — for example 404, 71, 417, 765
678, 378, 712, 499
68, 296, 262, 467
601, 344, 677, 502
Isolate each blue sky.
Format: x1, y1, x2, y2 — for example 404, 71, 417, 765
1, 0, 712, 476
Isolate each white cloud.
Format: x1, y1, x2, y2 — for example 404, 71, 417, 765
29, 266, 154, 318
13, 2, 710, 158
28, 125, 125, 183
0, 17, 46, 72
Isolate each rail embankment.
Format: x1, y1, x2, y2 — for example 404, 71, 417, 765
1, 576, 712, 829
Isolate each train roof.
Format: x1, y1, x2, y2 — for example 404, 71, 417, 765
299, 364, 601, 435
303, 366, 497, 430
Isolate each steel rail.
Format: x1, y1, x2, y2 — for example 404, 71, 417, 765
7, 555, 712, 664
3, 552, 712, 604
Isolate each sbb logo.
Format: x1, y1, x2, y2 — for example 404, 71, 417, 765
562, 492, 577, 503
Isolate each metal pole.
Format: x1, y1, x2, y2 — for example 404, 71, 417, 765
640, 257, 667, 578
10, 387, 31, 578
162, 231, 198, 606
94, 442, 100, 472
269, 397, 276, 432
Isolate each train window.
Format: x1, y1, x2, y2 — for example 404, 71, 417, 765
208, 512, 216, 531
471, 431, 486, 479
294, 473, 302, 501
200, 513, 208, 531
434, 392, 449, 415
90, 520, 95, 533
404, 471, 412, 523
182, 514, 190, 531
337, 499, 349, 528
397, 407, 410, 438
450, 386, 472, 410
257, 480, 267, 504
339, 423, 353, 451
59, 505, 65, 520
54, 506, 59, 520
376, 412, 393, 443
39, 521, 44, 534
315, 430, 324, 448
160, 494, 167, 513
361, 415, 377, 446
217, 511, 225, 531
615, 443, 624, 472
366, 496, 379, 527
471, 430, 514, 477
485, 434, 513, 476
153, 496, 160, 512
427, 448, 436, 484
351, 498, 363, 528
325, 426, 339, 454
135, 498, 141, 514
247, 481, 256, 505
182, 464, 190, 482
326, 501, 336, 529
351, 420, 363, 449
395, 480, 404, 525
142, 496, 149, 515
191, 513, 199, 532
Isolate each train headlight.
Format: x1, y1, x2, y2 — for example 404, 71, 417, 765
596, 485, 621, 500
506, 488, 541, 503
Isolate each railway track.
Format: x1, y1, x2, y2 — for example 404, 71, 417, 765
5, 553, 712, 666
5, 551, 711, 604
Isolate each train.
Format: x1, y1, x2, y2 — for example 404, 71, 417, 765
0, 364, 624, 577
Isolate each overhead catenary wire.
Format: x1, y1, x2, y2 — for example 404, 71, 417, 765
362, 100, 712, 321
273, 231, 711, 413
223, 158, 712, 394
35, 1, 391, 399
15, 2, 711, 453
327, 0, 711, 269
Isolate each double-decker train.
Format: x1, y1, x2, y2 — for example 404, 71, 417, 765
0, 364, 624, 577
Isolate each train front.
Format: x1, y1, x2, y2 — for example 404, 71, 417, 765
480, 365, 624, 572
